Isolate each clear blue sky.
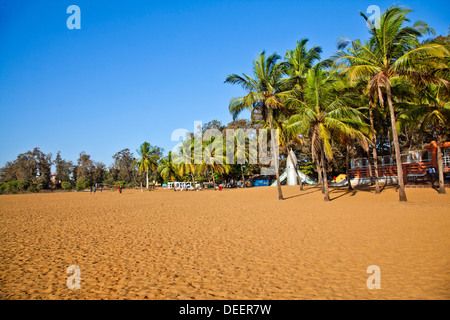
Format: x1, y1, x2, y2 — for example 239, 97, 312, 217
0, 0, 448, 168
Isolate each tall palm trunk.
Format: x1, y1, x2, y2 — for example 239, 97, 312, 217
321, 150, 330, 201
346, 144, 353, 191
267, 108, 283, 200
212, 171, 216, 189
191, 172, 195, 189
288, 148, 303, 191
146, 169, 149, 190
240, 164, 246, 188
367, 150, 374, 185
317, 158, 324, 193
386, 84, 407, 202
369, 102, 380, 194
436, 135, 446, 194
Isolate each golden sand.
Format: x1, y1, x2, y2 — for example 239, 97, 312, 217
0, 186, 449, 300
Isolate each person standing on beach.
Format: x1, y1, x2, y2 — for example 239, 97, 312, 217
428, 167, 437, 185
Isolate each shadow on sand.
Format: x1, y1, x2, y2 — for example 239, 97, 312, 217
328, 184, 399, 201
283, 186, 322, 200
282, 182, 403, 201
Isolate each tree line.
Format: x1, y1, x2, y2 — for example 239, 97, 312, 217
0, 146, 164, 193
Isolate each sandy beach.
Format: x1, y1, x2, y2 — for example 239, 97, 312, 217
0, 186, 449, 300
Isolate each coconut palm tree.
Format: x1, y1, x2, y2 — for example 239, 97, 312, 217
286, 64, 370, 201
284, 39, 322, 92
158, 152, 178, 185
398, 84, 450, 194
225, 51, 287, 200
133, 142, 158, 190
229, 128, 254, 187
276, 39, 325, 191
197, 136, 230, 189
333, 5, 449, 201
367, 98, 381, 193
174, 138, 197, 187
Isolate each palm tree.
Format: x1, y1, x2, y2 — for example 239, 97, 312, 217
225, 51, 286, 200
175, 138, 197, 187
333, 5, 449, 201
230, 129, 253, 187
133, 142, 158, 190
158, 152, 178, 186
279, 39, 324, 191
286, 65, 370, 201
284, 39, 322, 92
197, 136, 230, 189
399, 84, 450, 194
368, 98, 381, 193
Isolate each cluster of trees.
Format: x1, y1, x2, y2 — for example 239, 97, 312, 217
0, 148, 52, 193
221, 6, 449, 201
0, 146, 164, 194
154, 119, 285, 190
160, 6, 449, 202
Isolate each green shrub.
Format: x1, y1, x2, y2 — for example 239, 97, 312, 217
27, 183, 38, 193
0, 181, 19, 194
17, 181, 29, 191
76, 177, 91, 190
114, 181, 126, 188
61, 181, 72, 190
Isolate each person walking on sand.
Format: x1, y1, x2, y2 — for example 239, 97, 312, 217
119, 186, 122, 194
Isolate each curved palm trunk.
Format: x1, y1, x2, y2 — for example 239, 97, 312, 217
436, 135, 446, 194
321, 150, 330, 201
346, 144, 353, 191
369, 102, 380, 194
288, 148, 303, 191
386, 85, 407, 202
268, 109, 283, 200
